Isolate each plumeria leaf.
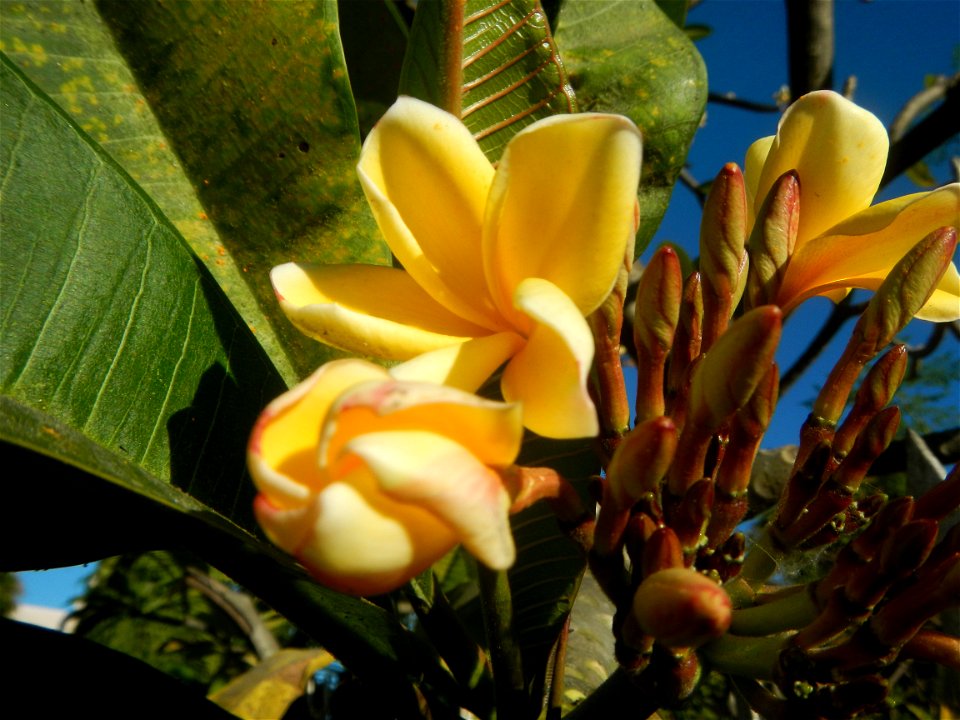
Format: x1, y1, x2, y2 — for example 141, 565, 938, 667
554, 0, 707, 255
0, 0, 390, 385
399, 0, 577, 161
509, 436, 595, 699
0, 56, 455, 697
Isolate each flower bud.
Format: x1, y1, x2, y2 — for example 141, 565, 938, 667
700, 163, 748, 348
630, 568, 732, 649
665, 272, 703, 420
831, 345, 907, 460
813, 226, 958, 423
634, 246, 683, 422
248, 359, 522, 595
688, 306, 782, 432
606, 416, 677, 509
746, 170, 800, 308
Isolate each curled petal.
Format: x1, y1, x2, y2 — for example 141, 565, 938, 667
744, 135, 774, 218
248, 360, 389, 507
390, 331, 525, 393
344, 430, 516, 570
296, 469, 459, 596
272, 263, 489, 359
778, 186, 960, 319
484, 113, 642, 324
502, 278, 598, 438
750, 91, 888, 246
322, 380, 524, 468
358, 96, 499, 329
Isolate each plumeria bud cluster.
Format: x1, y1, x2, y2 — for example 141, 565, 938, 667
591, 92, 959, 714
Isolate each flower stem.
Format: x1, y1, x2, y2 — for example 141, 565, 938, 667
729, 585, 818, 636
700, 632, 790, 680
477, 564, 527, 718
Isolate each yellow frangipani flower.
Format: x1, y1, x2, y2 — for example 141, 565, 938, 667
272, 97, 643, 438
744, 90, 959, 321
248, 358, 523, 596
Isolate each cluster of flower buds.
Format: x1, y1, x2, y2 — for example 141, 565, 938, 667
586, 149, 959, 714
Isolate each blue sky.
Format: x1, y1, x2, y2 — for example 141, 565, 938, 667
16, 0, 960, 610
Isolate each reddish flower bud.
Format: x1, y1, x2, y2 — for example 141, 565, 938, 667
630, 568, 732, 649
700, 163, 748, 348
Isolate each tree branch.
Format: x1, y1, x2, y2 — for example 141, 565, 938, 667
881, 74, 960, 189
185, 566, 280, 661
786, 0, 835, 99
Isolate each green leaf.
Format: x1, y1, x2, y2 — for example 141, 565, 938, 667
2, 617, 237, 718
1, 0, 390, 384
400, 0, 577, 161
509, 437, 595, 702
0, 54, 284, 515
555, 0, 707, 255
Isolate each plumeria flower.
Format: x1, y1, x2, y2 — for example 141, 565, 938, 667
248, 358, 523, 596
744, 90, 959, 320
272, 97, 643, 438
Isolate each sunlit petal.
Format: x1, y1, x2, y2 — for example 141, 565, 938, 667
272, 263, 488, 359
502, 278, 599, 438
323, 380, 524, 467
778, 186, 960, 317
358, 96, 500, 328
484, 113, 642, 323
248, 359, 388, 506
345, 431, 515, 569
753, 91, 888, 246
743, 135, 774, 219
298, 470, 459, 596
390, 331, 525, 393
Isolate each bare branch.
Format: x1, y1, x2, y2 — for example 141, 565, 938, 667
707, 91, 781, 113
786, 0, 835, 99
185, 566, 280, 660
881, 74, 960, 189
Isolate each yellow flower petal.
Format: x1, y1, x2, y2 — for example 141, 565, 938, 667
297, 468, 459, 596
390, 331, 525, 393
322, 380, 524, 468
483, 113, 642, 324
272, 263, 489, 359
345, 430, 516, 570
358, 96, 500, 329
248, 359, 388, 507
778, 186, 960, 317
752, 91, 888, 246
744, 135, 774, 218
501, 278, 599, 438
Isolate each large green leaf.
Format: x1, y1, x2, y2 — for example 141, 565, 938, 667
1, 0, 390, 384
0, 54, 284, 510
554, 0, 707, 255
0, 55, 456, 698
400, 0, 577, 160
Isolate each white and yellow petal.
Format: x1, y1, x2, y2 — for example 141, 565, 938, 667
272, 263, 490, 359
247, 359, 389, 507
749, 91, 888, 246
390, 331, 525, 393
344, 430, 515, 570
358, 96, 500, 329
295, 468, 459, 596
483, 113, 642, 324
501, 278, 599, 439
322, 379, 524, 467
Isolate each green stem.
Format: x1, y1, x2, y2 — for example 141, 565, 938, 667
736, 528, 781, 593
700, 633, 791, 681
729, 585, 818, 636
477, 564, 526, 719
